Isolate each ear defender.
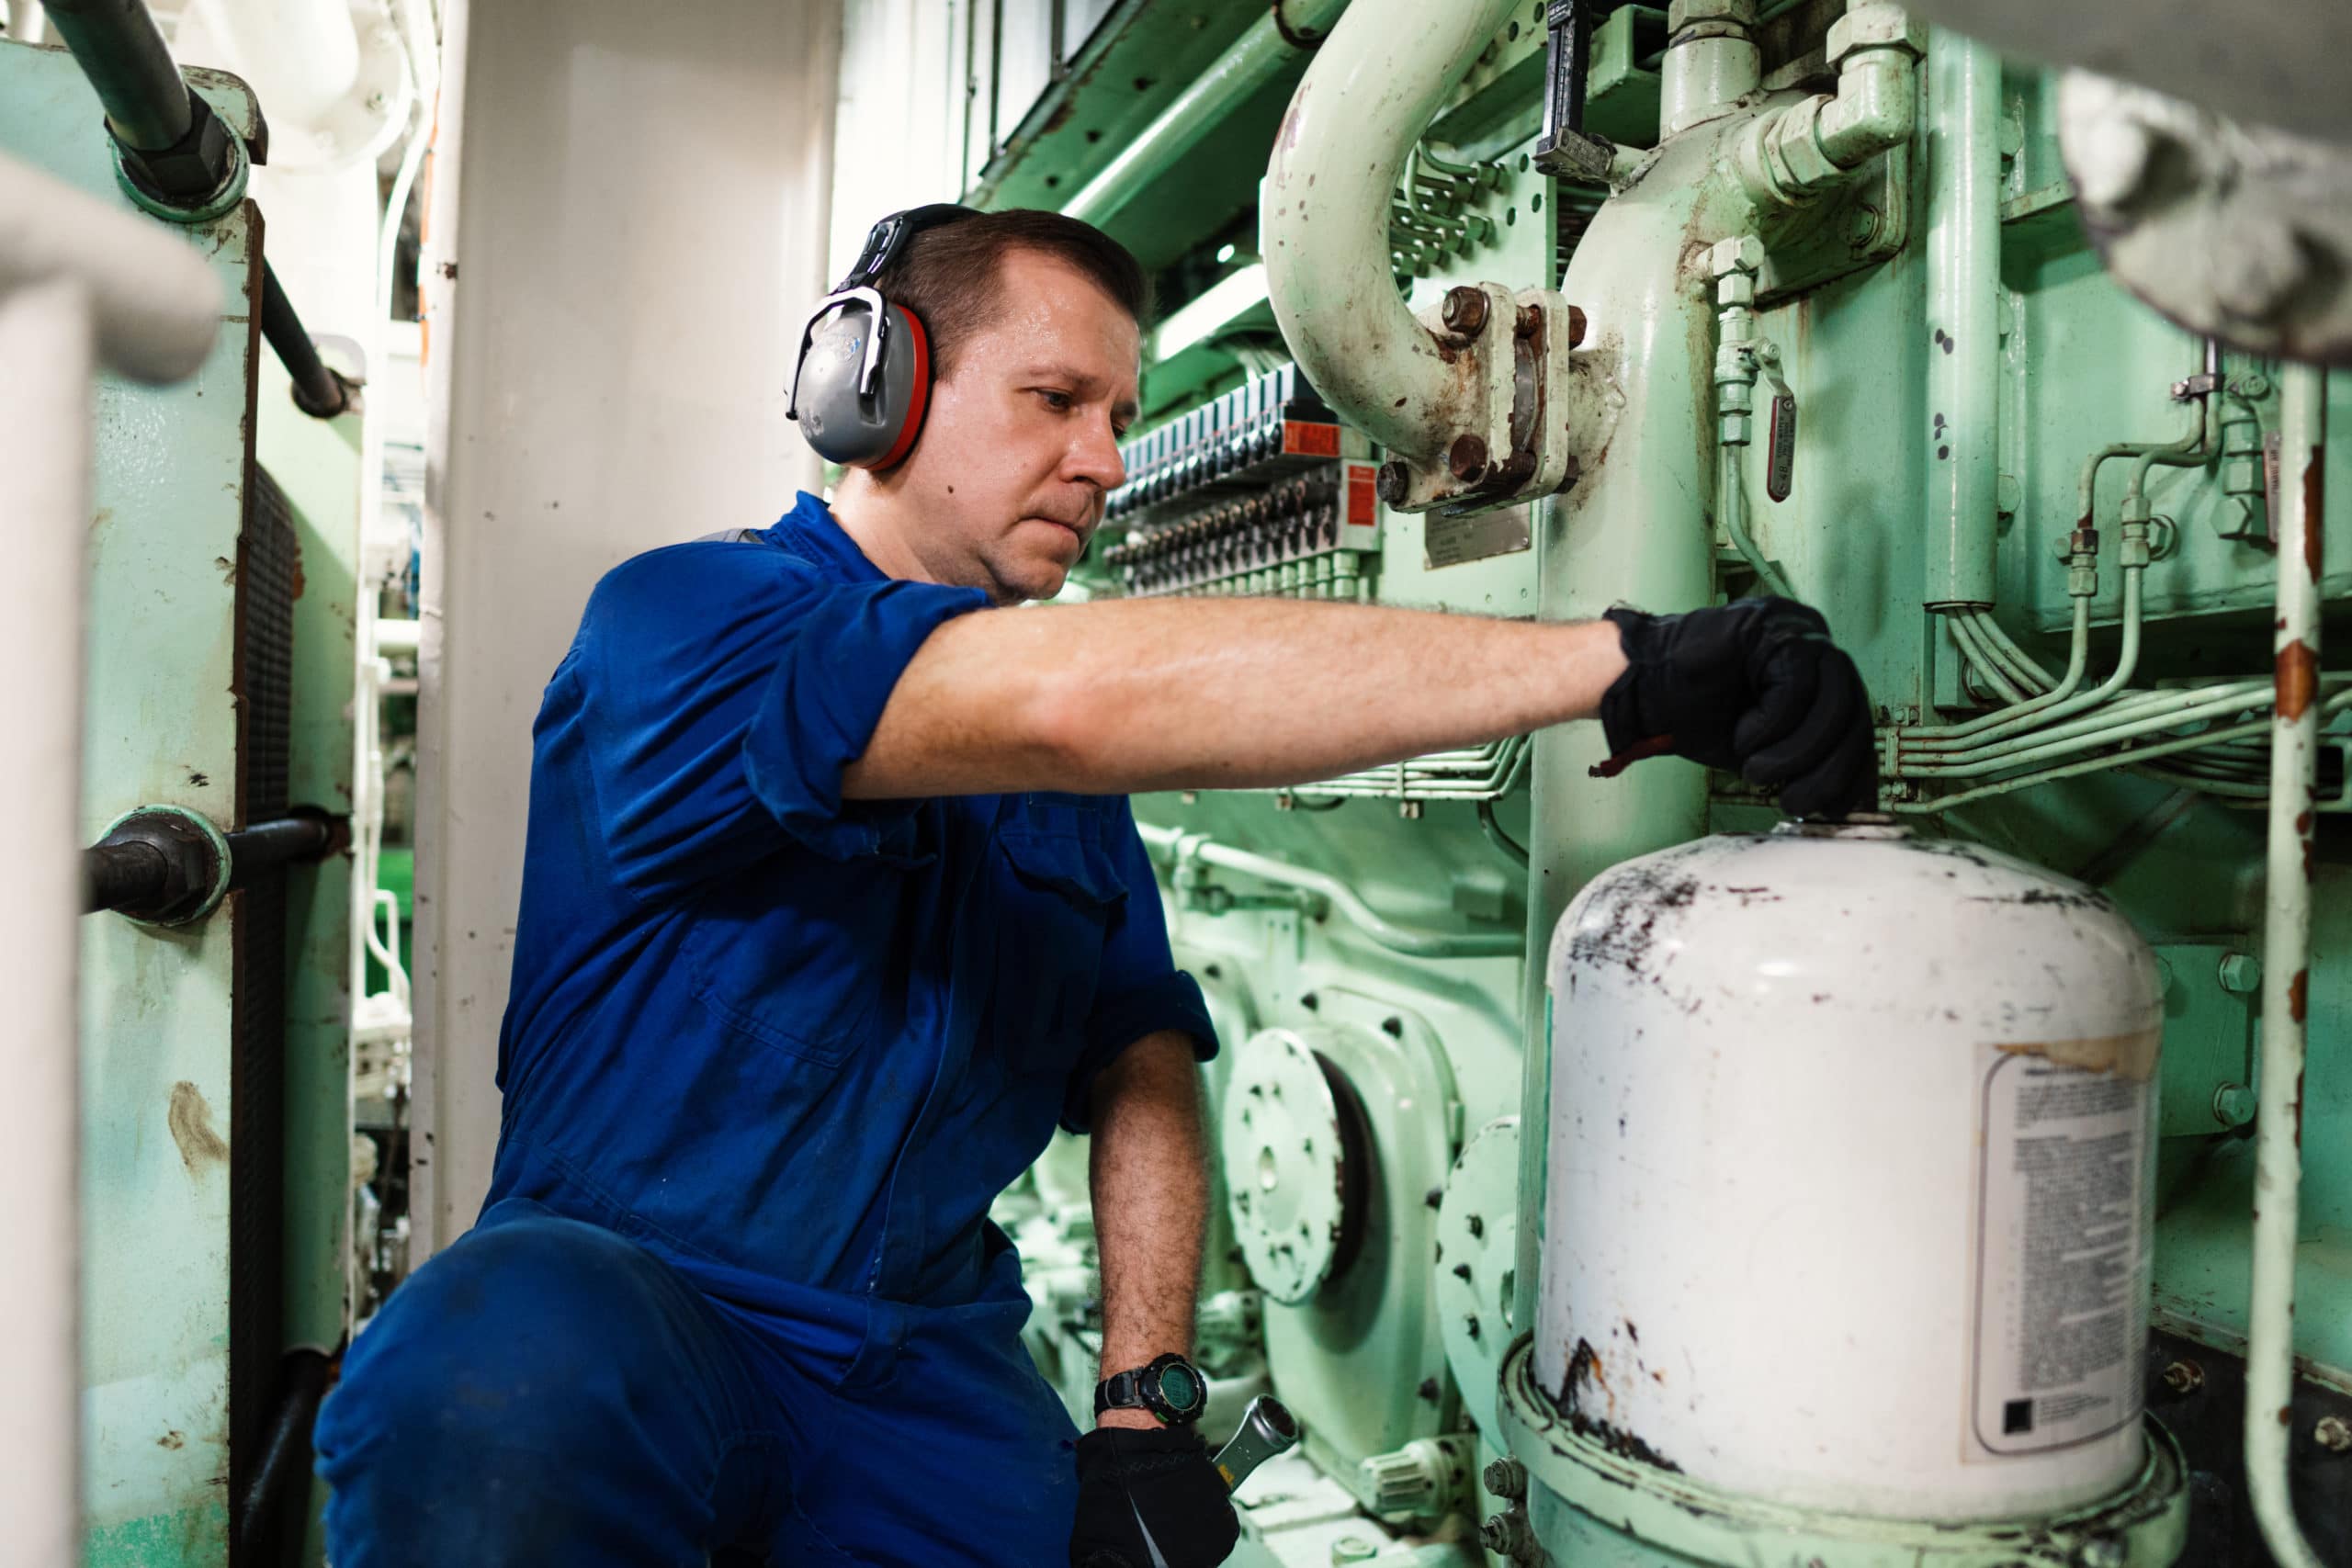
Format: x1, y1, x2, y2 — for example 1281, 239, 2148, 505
788, 204, 974, 471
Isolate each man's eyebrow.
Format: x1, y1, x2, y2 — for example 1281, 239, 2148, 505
1112, 396, 1140, 424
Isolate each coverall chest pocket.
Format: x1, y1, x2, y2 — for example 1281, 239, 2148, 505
991, 804, 1127, 1076
686, 860, 909, 1069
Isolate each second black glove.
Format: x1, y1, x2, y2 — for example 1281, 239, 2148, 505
1069, 1426, 1239, 1568
1599, 596, 1877, 818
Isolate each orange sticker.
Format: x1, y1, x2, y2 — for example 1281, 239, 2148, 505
1283, 421, 1341, 457
1346, 462, 1378, 526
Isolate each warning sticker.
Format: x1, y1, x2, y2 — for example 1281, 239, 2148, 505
1969, 1045, 2155, 1457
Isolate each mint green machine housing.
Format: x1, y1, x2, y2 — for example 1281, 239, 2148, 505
855, 2, 2352, 1563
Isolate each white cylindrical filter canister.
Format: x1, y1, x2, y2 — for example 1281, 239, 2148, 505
1536, 821, 2161, 1521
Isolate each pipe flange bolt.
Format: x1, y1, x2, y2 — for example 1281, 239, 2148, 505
92, 805, 232, 925
1826, 2, 1927, 66
1442, 286, 1490, 338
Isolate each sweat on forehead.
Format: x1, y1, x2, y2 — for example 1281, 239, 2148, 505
872, 209, 1151, 379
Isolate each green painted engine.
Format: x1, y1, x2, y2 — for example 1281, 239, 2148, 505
862, 3, 2352, 1563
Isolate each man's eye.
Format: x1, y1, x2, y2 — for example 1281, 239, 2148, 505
1036, 389, 1073, 412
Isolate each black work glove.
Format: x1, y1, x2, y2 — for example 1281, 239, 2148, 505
1069, 1427, 1239, 1568
1598, 597, 1877, 818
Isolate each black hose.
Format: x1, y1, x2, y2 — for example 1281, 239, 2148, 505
40, 0, 190, 150
225, 811, 339, 888
262, 265, 353, 418
232, 1348, 333, 1565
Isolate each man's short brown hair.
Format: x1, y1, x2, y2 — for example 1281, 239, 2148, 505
874, 209, 1150, 379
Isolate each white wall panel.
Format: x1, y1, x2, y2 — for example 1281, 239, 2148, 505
412, 0, 842, 1257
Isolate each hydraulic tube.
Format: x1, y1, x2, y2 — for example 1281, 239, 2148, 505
49, 0, 352, 415
2246, 366, 2327, 1568
40, 0, 191, 151
1922, 29, 1999, 609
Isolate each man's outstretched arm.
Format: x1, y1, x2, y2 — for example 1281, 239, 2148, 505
844, 595, 1628, 799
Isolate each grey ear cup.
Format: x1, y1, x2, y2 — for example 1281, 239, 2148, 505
791, 298, 930, 469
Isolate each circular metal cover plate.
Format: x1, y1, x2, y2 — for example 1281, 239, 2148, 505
1220, 1028, 1348, 1305
1436, 1115, 1520, 1441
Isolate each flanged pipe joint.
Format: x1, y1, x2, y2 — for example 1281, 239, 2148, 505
1266, 0, 1589, 515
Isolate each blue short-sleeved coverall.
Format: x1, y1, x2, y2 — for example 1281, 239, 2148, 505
315, 493, 1218, 1565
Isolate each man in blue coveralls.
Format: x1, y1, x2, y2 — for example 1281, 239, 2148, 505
316, 209, 1872, 1566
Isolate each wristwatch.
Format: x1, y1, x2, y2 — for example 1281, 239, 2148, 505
1094, 1352, 1209, 1427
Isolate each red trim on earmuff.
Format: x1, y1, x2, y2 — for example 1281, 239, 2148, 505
865, 305, 933, 472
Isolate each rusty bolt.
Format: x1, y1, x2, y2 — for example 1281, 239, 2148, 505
2317, 1416, 2352, 1453
1564, 304, 1589, 347
1442, 286, 1489, 337
1449, 433, 1491, 483
1375, 459, 1411, 505
2161, 1359, 2205, 1394
1483, 1457, 1527, 1501
1481, 1510, 1539, 1561
1514, 302, 1542, 339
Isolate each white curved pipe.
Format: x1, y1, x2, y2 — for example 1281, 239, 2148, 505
0, 152, 222, 381
189, 0, 359, 125
1262, 0, 1516, 460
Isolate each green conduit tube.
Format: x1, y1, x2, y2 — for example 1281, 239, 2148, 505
1922, 28, 2000, 611
1135, 822, 1521, 959
1719, 452, 1795, 601
1892, 691, 2352, 815
1909, 570, 2148, 758
2248, 365, 2329, 1568
1061, 0, 1349, 229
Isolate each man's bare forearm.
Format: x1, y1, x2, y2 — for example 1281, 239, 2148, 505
843, 595, 1626, 799
1088, 1032, 1207, 1428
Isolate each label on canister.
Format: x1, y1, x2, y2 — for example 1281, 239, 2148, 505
1967, 1036, 2157, 1457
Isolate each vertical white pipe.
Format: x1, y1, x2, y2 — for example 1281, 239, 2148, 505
2247, 365, 2326, 1568
0, 275, 96, 1568
1922, 28, 1997, 609
188, 0, 361, 124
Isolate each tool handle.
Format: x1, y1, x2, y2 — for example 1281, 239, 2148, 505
1211, 1396, 1299, 1494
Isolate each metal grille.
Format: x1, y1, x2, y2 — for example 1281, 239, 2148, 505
230, 464, 296, 1544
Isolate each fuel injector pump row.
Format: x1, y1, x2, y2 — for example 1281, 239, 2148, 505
1102, 359, 1384, 599
1102, 468, 1379, 599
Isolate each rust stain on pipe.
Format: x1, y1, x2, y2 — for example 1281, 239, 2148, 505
2276, 640, 2318, 722
2290, 968, 2309, 1025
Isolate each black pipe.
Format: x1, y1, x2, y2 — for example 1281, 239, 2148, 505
40, 0, 190, 150
262, 265, 353, 418
48, 0, 351, 418
84, 809, 343, 918
225, 811, 339, 888
232, 1348, 333, 1566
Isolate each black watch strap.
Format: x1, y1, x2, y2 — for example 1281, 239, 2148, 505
1093, 1353, 1207, 1427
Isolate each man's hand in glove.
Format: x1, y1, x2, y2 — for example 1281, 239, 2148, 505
1598, 597, 1877, 818
1069, 1427, 1239, 1568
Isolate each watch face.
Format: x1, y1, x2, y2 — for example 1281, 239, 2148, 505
1157, 1362, 1204, 1413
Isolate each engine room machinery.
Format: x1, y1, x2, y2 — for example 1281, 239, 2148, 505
9, 0, 2352, 1562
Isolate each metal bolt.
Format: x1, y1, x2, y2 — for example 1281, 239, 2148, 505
1484, 1456, 1527, 1500
1442, 286, 1489, 337
2075, 1539, 2127, 1568
1448, 433, 1490, 482
1375, 459, 1411, 505
1563, 304, 1589, 347
2162, 1359, 2205, 1394
2317, 1416, 2352, 1453
1398, 799, 1424, 820
2219, 952, 2263, 994
2213, 1083, 2258, 1128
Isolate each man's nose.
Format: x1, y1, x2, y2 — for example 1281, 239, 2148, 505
1069, 412, 1126, 491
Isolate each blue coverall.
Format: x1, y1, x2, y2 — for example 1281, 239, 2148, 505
316, 493, 1218, 1565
